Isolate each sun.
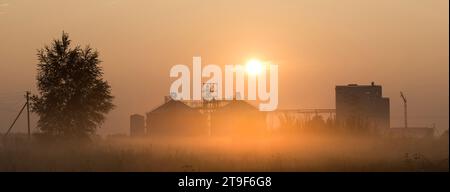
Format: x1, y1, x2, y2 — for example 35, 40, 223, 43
246, 59, 263, 75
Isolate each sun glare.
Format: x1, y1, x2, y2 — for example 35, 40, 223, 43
246, 59, 263, 75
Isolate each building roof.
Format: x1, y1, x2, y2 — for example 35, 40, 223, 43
213, 99, 259, 113
147, 99, 201, 115
147, 98, 261, 117
336, 82, 379, 88
130, 114, 144, 118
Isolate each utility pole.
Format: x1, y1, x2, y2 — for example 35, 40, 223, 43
3, 91, 31, 138
26, 91, 31, 138
400, 92, 407, 129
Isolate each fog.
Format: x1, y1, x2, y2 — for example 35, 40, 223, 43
0, 0, 448, 135
1, 132, 448, 171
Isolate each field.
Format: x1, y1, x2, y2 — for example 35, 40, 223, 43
0, 133, 448, 172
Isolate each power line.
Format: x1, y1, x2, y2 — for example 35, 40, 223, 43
4, 102, 27, 137
2, 91, 31, 138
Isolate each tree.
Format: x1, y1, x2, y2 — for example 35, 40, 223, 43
32, 32, 114, 138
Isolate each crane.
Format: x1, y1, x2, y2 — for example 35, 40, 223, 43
400, 92, 407, 129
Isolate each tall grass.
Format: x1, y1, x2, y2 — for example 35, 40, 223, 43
0, 133, 448, 171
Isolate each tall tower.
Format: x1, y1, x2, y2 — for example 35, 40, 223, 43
335, 82, 390, 133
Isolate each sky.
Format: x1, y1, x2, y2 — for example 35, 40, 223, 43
0, 0, 448, 135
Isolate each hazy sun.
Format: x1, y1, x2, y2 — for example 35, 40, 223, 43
246, 59, 263, 75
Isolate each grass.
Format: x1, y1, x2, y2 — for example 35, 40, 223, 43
0, 133, 448, 172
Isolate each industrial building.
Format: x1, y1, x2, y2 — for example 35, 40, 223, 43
335, 82, 390, 133
129, 82, 440, 138
129, 96, 267, 137
146, 99, 208, 137
210, 100, 267, 137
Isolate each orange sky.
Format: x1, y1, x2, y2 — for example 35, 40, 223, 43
0, 0, 448, 135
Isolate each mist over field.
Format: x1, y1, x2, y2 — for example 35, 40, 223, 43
0, 0, 448, 174
0, 0, 448, 135
1, 132, 448, 172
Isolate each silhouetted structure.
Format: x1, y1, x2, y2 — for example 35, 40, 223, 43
130, 114, 145, 136
143, 97, 267, 137
146, 99, 208, 136
335, 82, 390, 134
211, 100, 267, 136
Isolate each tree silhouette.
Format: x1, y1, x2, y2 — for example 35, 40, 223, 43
32, 32, 114, 138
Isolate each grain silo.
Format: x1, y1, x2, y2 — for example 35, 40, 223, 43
130, 114, 146, 136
